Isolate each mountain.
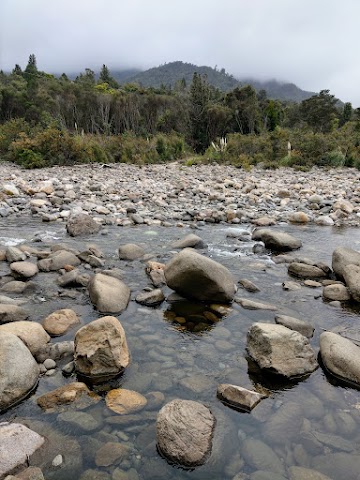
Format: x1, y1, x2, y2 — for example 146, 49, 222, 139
113, 61, 315, 102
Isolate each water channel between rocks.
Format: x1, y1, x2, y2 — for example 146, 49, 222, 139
2, 217, 360, 480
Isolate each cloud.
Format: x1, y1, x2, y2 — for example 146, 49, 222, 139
1, 0, 360, 105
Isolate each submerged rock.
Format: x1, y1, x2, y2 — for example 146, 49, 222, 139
164, 248, 236, 303
105, 389, 147, 414
241, 438, 285, 475
36, 382, 100, 411
156, 399, 215, 468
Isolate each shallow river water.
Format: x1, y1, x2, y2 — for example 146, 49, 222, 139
2, 218, 360, 480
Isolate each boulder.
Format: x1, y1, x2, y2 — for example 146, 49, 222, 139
323, 283, 350, 301
247, 322, 318, 378
171, 234, 207, 249
156, 399, 215, 467
164, 248, 236, 303
217, 384, 266, 411
0, 423, 44, 478
0, 321, 50, 355
42, 309, 80, 336
332, 246, 360, 280
320, 332, 360, 386
74, 316, 130, 380
38, 250, 80, 272
275, 314, 314, 338
288, 262, 328, 279
10, 261, 38, 279
135, 289, 165, 306
238, 279, 260, 292
118, 243, 145, 261
105, 389, 147, 414
0, 332, 39, 410
342, 264, 360, 302
288, 212, 310, 224
66, 214, 101, 237
0, 304, 29, 324
241, 438, 285, 475
88, 273, 130, 313
252, 229, 302, 251
37, 382, 100, 411
5, 246, 26, 263
34, 341, 74, 363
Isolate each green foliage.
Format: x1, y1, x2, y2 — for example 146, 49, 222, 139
300, 90, 339, 133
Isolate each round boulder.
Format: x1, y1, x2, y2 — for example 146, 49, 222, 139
66, 213, 101, 237
88, 273, 130, 313
42, 309, 80, 336
0, 321, 50, 355
323, 284, 350, 301
10, 261, 39, 279
118, 244, 145, 261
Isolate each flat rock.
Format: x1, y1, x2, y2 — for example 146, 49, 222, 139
105, 389, 147, 414
252, 229, 302, 251
288, 262, 328, 279
0, 304, 29, 324
0, 423, 44, 478
236, 298, 277, 311
332, 246, 360, 279
156, 399, 215, 467
88, 273, 130, 313
37, 382, 100, 412
238, 279, 260, 292
164, 248, 236, 303
275, 314, 314, 338
118, 244, 145, 260
10, 261, 38, 279
66, 214, 101, 236
217, 384, 266, 411
0, 321, 50, 355
135, 289, 165, 306
57, 410, 101, 432
42, 308, 80, 336
247, 322, 318, 378
170, 234, 207, 249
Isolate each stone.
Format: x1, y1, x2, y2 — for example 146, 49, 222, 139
52, 454, 63, 467
88, 273, 130, 313
282, 281, 301, 291
236, 298, 277, 311
252, 229, 302, 251
118, 243, 145, 260
57, 410, 101, 432
275, 314, 314, 338
171, 234, 207, 249
323, 283, 350, 301
288, 466, 332, 480
105, 388, 147, 415
304, 280, 322, 287
38, 250, 80, 271
3, 183, 20, 196
315, 216, 334, 226
247, 322, 318, 378
320, 331, 360, 386
0, 321, 50, 355
217, 384, 266, 411
95, 442, 129, 467
179, 374, 213, 393
74, 316, 130, 380
1, 281, 34, 294
11, 466, 45, 479
238, 279, 260, 292
332, 246, 360, 279
342, 264, 360, 301
66, 213, 101, 236
241, 438, 285, 475
312, 453, 360, 480
333, 198, 353, 214
264, 402, 304, 445
43, 358, 56, 370
37, 382, 100, 411
10, 261, 38, 279
288, 262, 328, 279
34, 341, 74, 363
289, 212, 309, 223
0, 332, 39, 410
6, 246, 26, 263
42, 309, 80, 336
0, 423, 44, 479
156, 399, 215, 467
0, 304, 29, 324
164, 248, 236, 303
135, 289, 165, 306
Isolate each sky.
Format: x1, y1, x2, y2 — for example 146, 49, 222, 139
1, 0, 359, 105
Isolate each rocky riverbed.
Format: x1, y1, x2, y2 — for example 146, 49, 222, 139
2, 163, 360, 480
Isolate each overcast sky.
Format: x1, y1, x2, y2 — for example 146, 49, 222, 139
1, 0, 359, 105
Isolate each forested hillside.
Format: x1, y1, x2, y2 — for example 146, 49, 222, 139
0, 55, 359, 170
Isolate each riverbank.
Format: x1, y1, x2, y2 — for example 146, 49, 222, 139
1, 162, 360, 227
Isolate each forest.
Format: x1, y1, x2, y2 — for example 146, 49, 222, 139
0, 54, 359, 170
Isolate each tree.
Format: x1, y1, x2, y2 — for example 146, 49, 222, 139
12, 64, 22, 76
225, 85, 259, 134
24, 53, 39, 96
340, 102, 352, 126
98, 64, 119, 89
300, 90, 339, 133
189, 73, 211, 152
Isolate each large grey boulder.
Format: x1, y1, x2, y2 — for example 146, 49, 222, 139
156, 399, 215, 468
171, 234, 207, 250
74, 316, 130, 381
342, 265, 360, 302
66, 213, 101, 237
0, 321, 50, 355
164, 248, 236, 303
332, 246, 360, 279
0, 422, 44, 478
320, 332, 360, 386
247, 323, 318, 378
252, 229, 302, 251
0, 332, 39, 410
88, 273, 130, 313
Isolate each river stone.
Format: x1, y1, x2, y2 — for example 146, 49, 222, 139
105, 389, 147, 414
57, 410, 101, 432
34, 341, 74, 363
342, 264, 360, 302
252, 229, 302, 251
0, 304, 29, 324
10, 466, 45, 479
88, 273, 130, 313
236, 298, 277, 311
74, 316, 130, 380
164, 248, 236, 303
6, 246, 26, 263
0, 423, 44, 479
0, 332, 39, 410
95, 442, 129, 467
251, 473, 287, 480
171, 234, 207, 249
288, 262, 328, 279
10, 261, 38, 279
156, 399, 215, 468
118, 243, 145, 260
247, 323, 318, 378
66, 213, 101, 236
36, 382, 100, 411
1, 281, 34, 294
42, 308, 80, 336
241, 438, 285, 475
38, 250, 81, 271
275, 314, 314, 338
238, 279, 260, 292
135, 289, 165, 306
312, 453, 360, 480
288, 466, 332, 480
0, 321, 50, 355
323, 283, 350, 301
332, 246, 360, 279
320, 331, 360, 386
264, 402, 304, 445
217, 384, 266, 411
289, 212, 310, 224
